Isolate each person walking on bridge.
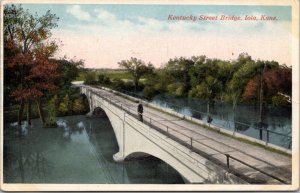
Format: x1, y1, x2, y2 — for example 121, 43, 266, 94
137, 101, 143, 122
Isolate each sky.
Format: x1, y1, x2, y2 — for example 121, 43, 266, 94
18, 4, 292, 68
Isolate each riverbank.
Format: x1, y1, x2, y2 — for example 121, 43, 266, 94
3, 87, 90, 125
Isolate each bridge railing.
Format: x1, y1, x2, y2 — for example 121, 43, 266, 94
85, 86, 289, 184
103, 87, 292, 150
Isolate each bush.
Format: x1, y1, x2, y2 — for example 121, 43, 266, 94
44, 116, 58, 128
167, 83, 184, 97
111, 78, 125, 90
143, 86, 157, 100
98, 74, 111, 85
272, 94, 290, 107
154, 82, 166, 93
103, 76, 111, 85
189, 84, 207, 99
45, 95, 58, 127
84, 71, 97, 85
58, 94, 71, 116
223, 94, 233, 103
72, 98, 86, 114
123, 81, 135, 90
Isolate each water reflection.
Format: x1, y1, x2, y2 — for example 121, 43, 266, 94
4, 115, 184, 184
151, 94, 291, 148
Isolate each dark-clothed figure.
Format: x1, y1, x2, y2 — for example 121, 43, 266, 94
138, 102, 143, 122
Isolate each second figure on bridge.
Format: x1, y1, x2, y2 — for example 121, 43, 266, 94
138, 101, 143, 122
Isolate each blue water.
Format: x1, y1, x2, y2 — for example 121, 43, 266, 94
150, 94, 291, 149
3, 115, 184, 184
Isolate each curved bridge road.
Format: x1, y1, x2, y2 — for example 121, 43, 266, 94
83, 85, 292, 184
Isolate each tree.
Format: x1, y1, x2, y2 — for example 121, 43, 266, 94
189, 58, 222, 114
165, 57, 194, 95
167, 82, 185, 97
10, 41, 59, 124
228, 59, 256, 110
56, 58, 84, 88
98, 73, 111, 85
264, 66, 292, 97
72, 98, 85, 114
84, 71, 97, 85
44, 95, 58, 128
242, 65, 291, 106
118, 57, 154, 91
242, 76, 260, 101
216, 61, 236, 102
4, 4, 59, 125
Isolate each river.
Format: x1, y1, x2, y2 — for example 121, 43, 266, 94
3, 115, 184, 184
150, 94, 291, 149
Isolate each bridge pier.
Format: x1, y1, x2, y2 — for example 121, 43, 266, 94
113, 152, 125, 162
86, 107, 107, 118
86, 111, 94, 117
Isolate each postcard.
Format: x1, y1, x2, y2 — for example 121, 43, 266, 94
0, 0, 299, 191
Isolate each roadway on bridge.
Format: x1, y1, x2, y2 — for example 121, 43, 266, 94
87, 86, 292, 184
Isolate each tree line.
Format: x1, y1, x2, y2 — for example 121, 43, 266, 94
87, 54, 291, 113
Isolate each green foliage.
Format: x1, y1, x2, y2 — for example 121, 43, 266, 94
143, 86, 158, 100
167, 83, 185, 97
138, 69, 166, 99
189, 58, 222, 103
123, 81, 135, 90
45, 95, 58, 128
84, 71, 97, 85
4, 87, 90, 123
228, 59, 281, 109
98, 74, 111, 85
105, 71, 131, 80
44, 116, 58, 128
165, 57, 194, 93
4, 5, 59, 49
56, 58, 83, 88
272, 94, 290, 107
111, 78, 125, 90
58, 94, 71, 116
189, 84, 207, 98
118, 57, 154, 90
4, 4, 60, 124
223, 94, 233, 103
48, 95, 58, 117
122, 53, 291, 109
72, 98, 86, 114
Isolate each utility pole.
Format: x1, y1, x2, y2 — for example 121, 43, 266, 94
259, 63, 266, 140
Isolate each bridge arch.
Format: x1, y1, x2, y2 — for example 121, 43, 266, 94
124, 151, 187, 182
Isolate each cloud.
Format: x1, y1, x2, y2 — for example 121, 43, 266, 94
66, 5, 91, 21
137, 17, 165, 31
94, 9, 116, 22
53, 7, 292, 69
63, 10, 290, 39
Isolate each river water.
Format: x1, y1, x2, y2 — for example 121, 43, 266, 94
3, 115, 184, 184
150, 94, 292, 149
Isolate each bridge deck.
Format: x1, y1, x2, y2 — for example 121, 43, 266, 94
87, 86, 291, 184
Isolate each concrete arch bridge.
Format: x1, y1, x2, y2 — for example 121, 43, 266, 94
80, 85, 291, 184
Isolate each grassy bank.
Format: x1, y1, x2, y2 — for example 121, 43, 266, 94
76, 69, 131, 81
